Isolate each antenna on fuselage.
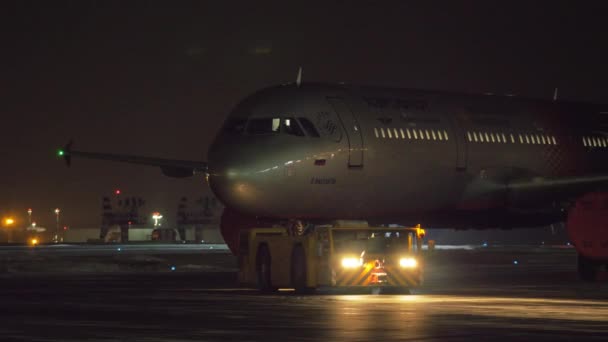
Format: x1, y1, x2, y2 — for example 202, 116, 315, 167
296, 66, 302, 87
553, 87, 559, 101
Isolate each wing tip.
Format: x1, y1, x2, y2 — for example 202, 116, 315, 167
58, 139, 73, 166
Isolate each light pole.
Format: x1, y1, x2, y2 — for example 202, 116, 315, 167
54, 208, 60, 243
3, 217, 14, 243
152, 212, 163, 227
27, 208, 32, 226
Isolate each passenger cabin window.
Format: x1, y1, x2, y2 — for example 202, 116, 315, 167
298, 117, 321, 137
247, 118, 281, 135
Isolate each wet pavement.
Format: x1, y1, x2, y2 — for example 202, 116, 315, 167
0, 246, 606, 341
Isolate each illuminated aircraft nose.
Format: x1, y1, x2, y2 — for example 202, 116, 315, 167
207, 135, 263, 213
207, 131, 289, 216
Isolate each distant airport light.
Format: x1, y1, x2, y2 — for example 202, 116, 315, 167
115, 189, 121, 195
513, 260, 519, 265
57, 149, 64, 157
152, 212, 163, 227
170, 266, 176, 271
4, 218, 15, 226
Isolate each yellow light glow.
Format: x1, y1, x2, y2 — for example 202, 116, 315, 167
341, 257, 363, 268
4, 218, 14, 226
399, 257, 417, 268
30, 238, 38, 246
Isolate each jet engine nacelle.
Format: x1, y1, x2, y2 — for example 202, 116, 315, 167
567, 192, 608, 260
567, 192, 608, 281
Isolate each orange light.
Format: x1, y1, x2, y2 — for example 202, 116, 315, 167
4, 218, 14, 226
30, 238, 39, 246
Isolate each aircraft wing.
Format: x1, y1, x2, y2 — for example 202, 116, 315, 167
506, 174, 608, 205
58, 141, 207, 178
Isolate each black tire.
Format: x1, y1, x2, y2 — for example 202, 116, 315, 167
291, 245, 314, 294
256, 244, 275, 292
578, 254, 600, 282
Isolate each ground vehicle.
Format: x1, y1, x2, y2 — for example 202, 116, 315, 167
238, 225, 425, 293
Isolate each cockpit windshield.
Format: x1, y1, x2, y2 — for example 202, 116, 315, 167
222, 118, 247, 134
282, 118, 305, 136
228, 116, 321, 137
298, 117, 320, 137
246, 118, 281, 135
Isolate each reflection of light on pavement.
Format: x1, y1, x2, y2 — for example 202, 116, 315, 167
333, 295, 608, 323
397, 295, 419, 302
330, 295, 428, 341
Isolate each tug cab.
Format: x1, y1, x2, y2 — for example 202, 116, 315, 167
238, 225, 425, 293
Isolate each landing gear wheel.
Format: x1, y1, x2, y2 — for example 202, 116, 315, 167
578, 254, 600, 282
256, 245, 276, 292
291, 245, 314, 294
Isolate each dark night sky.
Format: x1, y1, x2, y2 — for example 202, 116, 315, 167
1, 1, 607, 228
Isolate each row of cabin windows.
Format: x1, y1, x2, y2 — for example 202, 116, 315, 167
583, 136, 608, 148
466, 131, 558, 145
374, 127, 449, 141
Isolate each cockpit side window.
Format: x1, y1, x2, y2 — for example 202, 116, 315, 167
247, 118, 281, 135
223, 118, 247, 134
282, 118, 305, 137
298, 117, 321, 137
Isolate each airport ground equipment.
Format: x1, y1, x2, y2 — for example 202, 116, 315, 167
238, 225, 425, 293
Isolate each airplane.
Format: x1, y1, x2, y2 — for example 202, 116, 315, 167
58, 79, 608, 281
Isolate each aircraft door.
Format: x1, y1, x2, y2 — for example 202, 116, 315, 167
449, 115, 467, 170
327, 97, 364, 167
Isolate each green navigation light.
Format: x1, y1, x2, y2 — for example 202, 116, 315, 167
58, 150, 64, 157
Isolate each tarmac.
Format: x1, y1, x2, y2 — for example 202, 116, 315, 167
0, 244, 606, 341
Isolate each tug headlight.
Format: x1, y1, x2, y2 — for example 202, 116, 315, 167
341, 257, 363, 268
399, 257, 417, 268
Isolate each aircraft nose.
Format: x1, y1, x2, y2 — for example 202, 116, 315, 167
207, 137, 254, 211
207, 135, 283, 215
